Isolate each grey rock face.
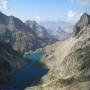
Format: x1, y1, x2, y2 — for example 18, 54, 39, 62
0, 12, 36, 53
0, 12, 57, 54
73, 13, 90, 37
0, 12, 46, 54
26, 20, 56, 42
0, 24, 11, 42
0, 12, 29, 84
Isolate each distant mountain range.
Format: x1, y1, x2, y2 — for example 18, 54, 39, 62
51, 26, 71, 40
40, 21, 74, 33
40, 21, 73, 40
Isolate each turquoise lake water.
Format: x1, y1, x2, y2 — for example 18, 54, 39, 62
10, 52, 48, 90
24, 52, 45, 61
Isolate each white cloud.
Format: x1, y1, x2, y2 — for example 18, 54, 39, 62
0, 0, 16, 11
67, 10, 81, 23
31, 16, 41, 22
0, 0, 8, 10
77, 0, 90, 6
67, 10, 76, 19
69, 0, 90, 7
35, 16, 41, 22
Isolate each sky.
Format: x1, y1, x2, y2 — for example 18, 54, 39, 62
0, 0, 90, 23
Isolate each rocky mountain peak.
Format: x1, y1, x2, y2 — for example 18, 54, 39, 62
73, 13, 90, 37
79, 12, 90, 26
26, 20, 53, 39
26, 20, 37, 28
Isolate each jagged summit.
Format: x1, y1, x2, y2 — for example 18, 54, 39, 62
79, 12, 90, 26
82, 12, 90, 16
73, 12, 90, 37
26, 20, 40, 29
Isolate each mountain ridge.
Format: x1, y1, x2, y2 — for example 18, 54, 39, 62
0, 12, 57, 54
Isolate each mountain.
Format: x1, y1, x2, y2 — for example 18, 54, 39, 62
0, 12, 36, 54
26, 20, 48, 38
25, 13, 90, 90
51, 26, 71, 40
0, 24, 11, 42
25, 20, 56, 43
0, 12, 29, 84
39, 21, 73, 40
73, 12, 90, 37
0, 36, 28, 85
0, 12, 56, 54
40, 21, 74, 33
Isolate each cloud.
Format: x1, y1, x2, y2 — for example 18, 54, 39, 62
31, 16, 41, 22
0, 0, 8, 10
77, 0, 90, 6
69, 0, 90, 7
67, 10, 81, 23
0, 0, 16, 11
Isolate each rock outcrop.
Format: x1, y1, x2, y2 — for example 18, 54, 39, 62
26, 20, 57, 44
73, 12, 90, 37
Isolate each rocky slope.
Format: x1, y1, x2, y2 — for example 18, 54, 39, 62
0, 39, 28, 85
52, 26, 70, 40
40, 21, 74, 33
0, 12, 37, 54
26, 21, 51, 39
26, 20, 57, 44
0, 17, 29, 84
0, 12, 56, 54
40, 21, 73, 40
25, 13, 90, 90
